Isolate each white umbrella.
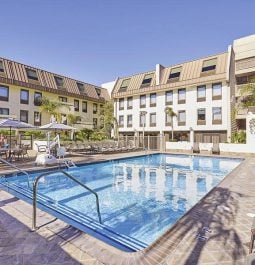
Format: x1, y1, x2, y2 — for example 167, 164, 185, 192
0, 118, 34, 148
39, 122, 76, 131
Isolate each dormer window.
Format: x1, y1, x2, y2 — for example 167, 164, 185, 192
0, 61, 4, 72
76, 82, 87, 94
54, 76, 64, 87
95, 88, 101, 97
201, 58, 217, 73
140, 73, 154, 88
168, 67, 181, 82
26, 68, 38, 81
119, 79, 130, 92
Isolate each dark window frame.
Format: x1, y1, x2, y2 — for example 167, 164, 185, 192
140, 73, 154, 88
20, 110, 29, 123
20, 89, 29, 104
119, 98, 124, 110
178, 110, 186, 126
212, 83, 222, 100
119, 115, 124, 128
0, 61, 4, 72
34, 111, 41, 126
178, 88, 186, 104
212, 107, 222, 124
165, 91, 173, 105
197, 108, 206, 125
119, 79, 130, 92
140, 95, 146, 108
127, 97, 133, 109
59, 96, 67, 102
197, 85, 206, 102
0, 108, 9, 115
26, 68, 38, 81
34, 92, 42, 106
82, 101, 87, 113
74, 99, 79, 112
127, 115, 132, 127
150, 112, 156, 127
150, 93, 157, 107
0, 85, 9, 101
54, 76, 64, 87
93, 103, 98, 114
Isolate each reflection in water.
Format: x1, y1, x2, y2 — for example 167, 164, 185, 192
5, 154, 241, 247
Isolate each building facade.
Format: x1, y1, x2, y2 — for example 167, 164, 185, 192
111, 34, 255, 143
0, 57, 109, 129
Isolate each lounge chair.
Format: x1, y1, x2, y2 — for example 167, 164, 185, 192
211, 143, 220, 155
192, 142, 200, 153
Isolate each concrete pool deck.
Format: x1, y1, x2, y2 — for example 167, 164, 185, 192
0, 152, 255, 264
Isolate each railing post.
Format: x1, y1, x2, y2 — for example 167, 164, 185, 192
32, 180, 38, 230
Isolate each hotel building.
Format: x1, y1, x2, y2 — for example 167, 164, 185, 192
0, 57, 109, 129
111, 34, 255, 143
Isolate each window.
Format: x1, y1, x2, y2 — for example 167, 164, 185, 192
93, 118, 98, 129
61, 114, 67, 125
0, 86, 9, 101
127, 115, 132, 127
95, 88, 101, 97
201, 58, 217, 73
168, 67, 181, 81
150, 113, 156, 127
34, 111, 41, 126
82, 101, 87, 112
197, 85, 206, 101
26, 68, 38, 80
0, 61, 4, 72
140, 95, 146, 108
127, 97, 133, 109
165, 91, 173, 105
77, 82, 86, 93
119, 79, 130, 92
59, 96, 67, 102
150, 93, 156, 107
119, 115, 124, 127
74, 100, 79, 111
119, 98, 124, 110
54, 76, 64, 87
212, 83, 222, 100
178, 110, 186, 126
34, 92, 42, 106
140, 112, 146, 127
20, 110, 28, 123
178, 88, 186, 104
93, 103, 98, 114
212, 107, 222, 124
20, 89, 29, 104
0, 108, 9, 115
197, 108, 206, 125
141, 73, 154, 88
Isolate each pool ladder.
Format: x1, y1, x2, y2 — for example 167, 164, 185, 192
0, 157, 31, 189
32, 170, 102, 230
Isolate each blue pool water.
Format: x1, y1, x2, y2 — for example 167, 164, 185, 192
0, 154, 241, 251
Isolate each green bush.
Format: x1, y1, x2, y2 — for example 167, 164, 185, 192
231, 131, 246, 143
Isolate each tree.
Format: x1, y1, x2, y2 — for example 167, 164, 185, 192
67, 114, 81, 126
99, 100, 115, 138
39, 96, 69, 123
239, 81, 255, 108
165, 107, 177, 141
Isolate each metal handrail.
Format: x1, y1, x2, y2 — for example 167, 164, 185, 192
0, 157, 31, 189
32, 170, 102, 230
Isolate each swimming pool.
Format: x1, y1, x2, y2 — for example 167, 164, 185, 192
0, 154, 242, 251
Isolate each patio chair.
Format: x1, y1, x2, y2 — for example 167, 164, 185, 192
211, 142, 220, 155
192, 142, 200, 153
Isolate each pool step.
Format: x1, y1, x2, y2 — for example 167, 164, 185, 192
0, 180, 147, 251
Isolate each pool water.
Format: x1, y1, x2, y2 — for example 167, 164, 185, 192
0, 154, 241, 251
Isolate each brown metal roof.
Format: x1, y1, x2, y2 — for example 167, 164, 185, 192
0, 57, 108, 102
112, 52, 228, 98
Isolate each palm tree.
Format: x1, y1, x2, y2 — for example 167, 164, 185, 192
165, 107, 177, 141
99, 100, 115, 138
239, 82, 255, 109
39, 96, 68, 123
67, 114, 81, 126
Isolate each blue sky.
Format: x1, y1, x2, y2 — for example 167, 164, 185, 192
1, 0, 255, 85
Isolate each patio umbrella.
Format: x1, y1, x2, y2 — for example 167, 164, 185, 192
0, 118, 34, 149
39, 122, 76, 131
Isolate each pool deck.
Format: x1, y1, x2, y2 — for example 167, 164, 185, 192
0, 151, 255, 265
